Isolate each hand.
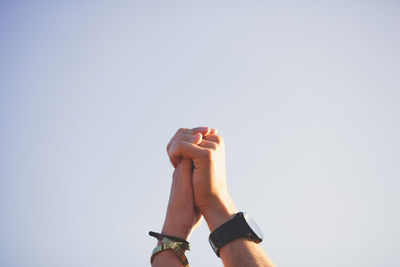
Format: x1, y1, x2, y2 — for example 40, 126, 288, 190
167, 127, 215, 168
162, 158, 202, 240
167, 127, 237, 231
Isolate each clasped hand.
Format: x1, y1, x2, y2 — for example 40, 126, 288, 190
162, 127, 237, 240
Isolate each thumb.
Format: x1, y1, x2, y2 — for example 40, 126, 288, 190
173, 158, 194, 199
180, 158, 193, 175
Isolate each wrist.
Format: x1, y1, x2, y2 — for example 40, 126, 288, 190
202, 194, 237, 232
162, 221, 192, 240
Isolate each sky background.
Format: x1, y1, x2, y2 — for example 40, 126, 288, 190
1, 1, 400, 266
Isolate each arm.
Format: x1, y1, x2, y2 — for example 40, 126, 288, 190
203, 202, 276, 267
168, 127, 276, 267
152, 127, 213, 267
152, 158, 199, 267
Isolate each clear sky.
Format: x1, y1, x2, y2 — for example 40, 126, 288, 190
1, 1, 399, 266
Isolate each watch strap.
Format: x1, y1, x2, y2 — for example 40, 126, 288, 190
209, 212, 256, 257
148, 231, 191, 250
150, 237, 189, 267
162, 237, 189, 266
150, 243, 169, 263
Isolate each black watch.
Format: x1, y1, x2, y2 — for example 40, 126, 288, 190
208, 212, 263, 257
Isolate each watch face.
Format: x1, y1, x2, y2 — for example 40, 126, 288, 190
243, 213, 264, 242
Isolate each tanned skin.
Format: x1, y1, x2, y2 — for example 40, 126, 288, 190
152, 127, 276, 267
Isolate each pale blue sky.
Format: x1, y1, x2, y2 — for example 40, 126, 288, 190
1, 1, 400, 266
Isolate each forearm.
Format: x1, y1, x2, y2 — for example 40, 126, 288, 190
151, 157, 199, 267
203, 198, 275, 267
220, 239, 275, 267
151, 216, 191, 267
162, 127, 277, 267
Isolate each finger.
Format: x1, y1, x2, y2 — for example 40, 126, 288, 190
177, 158, 193, 187
181, 132, 203, 145
203, 134, 224, 145
179, 158, 193, 177
168, 128, 200, 168
209, 128, 218, 135
170, 142, 209, 162
169, 133, 203, 167
169, 127, 209, 153
167, 128, 188, 155
198, 139, 218, 150
191, 126, 211, 136
168, 127, 211, 151
167, 127, 212, 168
172, 159, 193, 200
167, 129, 185, 167
176, 126, 212, 147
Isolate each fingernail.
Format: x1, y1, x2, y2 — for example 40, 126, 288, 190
197, 127, 209, 132
191, 133, 202, 143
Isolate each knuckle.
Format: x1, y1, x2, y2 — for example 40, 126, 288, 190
178, 127, 188, 134
167, 146, 173, 156
215, 135, 223, 144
